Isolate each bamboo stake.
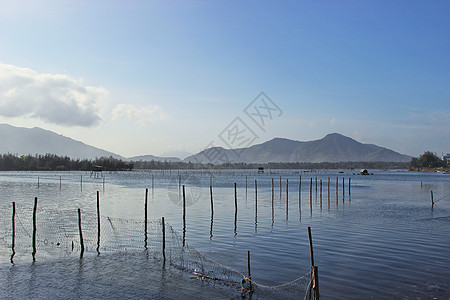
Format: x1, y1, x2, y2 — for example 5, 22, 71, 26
32, 197, 37, 261
78, 208, 84, 257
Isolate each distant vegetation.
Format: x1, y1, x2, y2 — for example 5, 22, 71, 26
0, 153, 411, 171
133, 160, 409, 170
410, 151, 448, 171
0, 154, 133, 171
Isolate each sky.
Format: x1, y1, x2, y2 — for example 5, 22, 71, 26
0, 0, 449, 159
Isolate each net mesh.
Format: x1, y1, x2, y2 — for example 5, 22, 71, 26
0, 203, 312, 299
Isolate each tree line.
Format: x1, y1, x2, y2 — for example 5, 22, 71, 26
5, 152, 443, 171
0, 154, 134, 171
132, 159, 409, 170
410, 151, 448, 170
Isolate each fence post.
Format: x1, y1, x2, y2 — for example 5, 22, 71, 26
32, 197, 37, 261
162, 217, 166, 263
78, 208, 84, 257
11, 202, 16, 263
97, 191, 101, 254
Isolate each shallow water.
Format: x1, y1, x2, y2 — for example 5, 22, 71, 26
0, 170, 449, 299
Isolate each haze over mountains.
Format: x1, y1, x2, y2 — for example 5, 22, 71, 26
0, 124, 411, 163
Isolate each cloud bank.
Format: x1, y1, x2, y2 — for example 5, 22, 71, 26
0, 63, 108, 127
112, 104, 168, 127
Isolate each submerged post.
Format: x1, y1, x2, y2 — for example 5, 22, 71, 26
32, 197, 37, 261
78, 208, 84, 257
431, 190, 434, 207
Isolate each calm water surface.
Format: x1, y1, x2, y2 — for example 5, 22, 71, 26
0, 170, 449, 299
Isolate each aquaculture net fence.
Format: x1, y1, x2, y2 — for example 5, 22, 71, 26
0, 203, 312, 299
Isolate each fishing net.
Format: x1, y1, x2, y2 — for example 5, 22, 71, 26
0, 203, 312, 299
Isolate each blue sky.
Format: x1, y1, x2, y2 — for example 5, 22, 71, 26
0, 0, 449, 158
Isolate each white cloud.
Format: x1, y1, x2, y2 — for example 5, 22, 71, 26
0, 63, 108, 127
111, 103, 168, 127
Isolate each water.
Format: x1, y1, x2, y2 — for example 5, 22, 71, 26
0, 170, 449, 299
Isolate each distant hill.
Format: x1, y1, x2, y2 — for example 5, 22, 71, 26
127, 155, 181, 162
0, 124, 124, 160
184, 133, 411, 164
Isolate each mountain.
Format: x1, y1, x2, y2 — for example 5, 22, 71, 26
0, 124, 124, 160
127, 155, 181, 162
183, 133, 411, 164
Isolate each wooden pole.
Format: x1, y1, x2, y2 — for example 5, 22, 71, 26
431, 190, 434, 207
327, 177, 330, 199
32, 197, 37, 261
299, 176, 302, 212
342, 177, 345, 199
248, 250, 253, 293
210, 185, 214, 216
162, 217, 166, 262
336, 177, 338, 197
11, 202, 16, 263
286, 179, 289, 216
78, 208, 84, 257
255, 180, 258, 215
145, 188, 148, 248
308, 226, 319, 299
308, 226, 314, 266
234, 183, 238, 213
312, 265, 320, 300
348, 177, 351, 195
97, 191, 101, 253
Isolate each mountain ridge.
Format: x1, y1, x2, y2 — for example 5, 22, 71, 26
0, 124, 411, 163
184, 133, 411, 163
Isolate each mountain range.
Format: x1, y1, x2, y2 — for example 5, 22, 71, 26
183, 133, 411, 163
0, 124, 411, 163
